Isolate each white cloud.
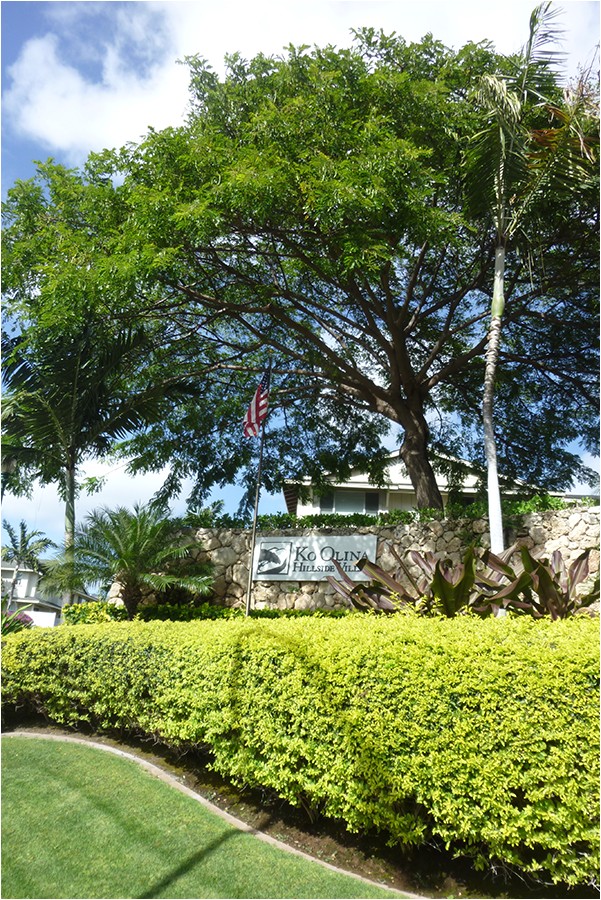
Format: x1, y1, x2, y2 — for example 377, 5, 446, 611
3, 32, 189, 162
3, 1, 597, 167
1, 460, 185, 545
0, 457, 281, 546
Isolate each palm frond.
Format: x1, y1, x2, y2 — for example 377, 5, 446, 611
522, 2, 566, 77
45, 503, 214, 615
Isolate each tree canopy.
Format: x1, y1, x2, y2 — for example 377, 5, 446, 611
2, 26, 598, 511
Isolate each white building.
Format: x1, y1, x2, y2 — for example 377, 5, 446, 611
1, 563, 64, 627
284, 451, 481, 516
283, 451, 591, 517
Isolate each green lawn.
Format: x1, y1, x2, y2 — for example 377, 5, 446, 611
1, 736, 407, 899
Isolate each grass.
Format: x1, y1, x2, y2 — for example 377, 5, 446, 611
1, 736, 407, 899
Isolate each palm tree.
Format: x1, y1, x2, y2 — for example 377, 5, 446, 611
1, 519, 57, 609
2, 322, 193, 550
42, 503, 213, 619
463, 2, 596, 552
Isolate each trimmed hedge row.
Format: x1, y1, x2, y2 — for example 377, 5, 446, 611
2, 616, 599, 886
61, 600, 350, 624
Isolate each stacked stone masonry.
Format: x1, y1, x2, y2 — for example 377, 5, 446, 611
192, 506, 600, 611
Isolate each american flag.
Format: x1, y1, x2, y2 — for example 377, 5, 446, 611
243, 364, 271, 437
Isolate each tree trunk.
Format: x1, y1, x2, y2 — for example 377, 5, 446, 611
483, 246, 505, 554
121, 584, 143, 620
64, 463, 76, 550
64, 461, 77, 605
399, 408, 444, 510
8, 565, 20, 611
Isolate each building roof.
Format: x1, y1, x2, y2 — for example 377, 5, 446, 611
282, 451, 481, 514
289, 450, 480, 491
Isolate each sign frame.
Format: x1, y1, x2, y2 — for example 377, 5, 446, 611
251, 534, 378, 582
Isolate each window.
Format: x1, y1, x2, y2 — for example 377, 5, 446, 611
319, 490, 380, 515
319, 492, 334, 513
365, 492, 380, 514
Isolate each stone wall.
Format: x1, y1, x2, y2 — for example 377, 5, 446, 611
192, 506, 600, 611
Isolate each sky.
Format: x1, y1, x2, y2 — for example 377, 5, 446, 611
1, 0, 599, 544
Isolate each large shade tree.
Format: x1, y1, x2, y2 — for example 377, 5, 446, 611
2, 23, 598, 511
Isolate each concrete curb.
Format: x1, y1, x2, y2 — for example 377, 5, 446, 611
4, 730, 428, 900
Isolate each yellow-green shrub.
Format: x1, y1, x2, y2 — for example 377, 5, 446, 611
2, 616, 598, 887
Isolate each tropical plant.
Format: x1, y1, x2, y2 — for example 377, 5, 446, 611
328, 546, 482, 617
41, 503, 214, 619
1, 323, 193, 548
328, 543, 597, 619
1, 519, 57, 607
1, 608, 34, 635
480, 545, 596, 619
462, 2, 598, 551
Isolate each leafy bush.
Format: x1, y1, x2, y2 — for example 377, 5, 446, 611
1, 609, 34, 635
62, 602, 128, 624
249, 607, 350, 619
2, 616, 598, 888
178, 495, 596, 530
62, 600, 235, 624
62, 600, 351, 624
135, 602, 242, 622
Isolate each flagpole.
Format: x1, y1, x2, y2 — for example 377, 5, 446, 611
245, 419, 266, 617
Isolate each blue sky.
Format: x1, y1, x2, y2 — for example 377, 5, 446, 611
2, 0, 599, 542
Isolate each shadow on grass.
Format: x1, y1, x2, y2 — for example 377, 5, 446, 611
135, 827, 237, 899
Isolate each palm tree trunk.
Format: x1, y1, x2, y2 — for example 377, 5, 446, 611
8, 566, 20, 611
483, 245, 505, 554
121, 582, 143, 620
64, 462, 76, 604
64, 464, 76, 549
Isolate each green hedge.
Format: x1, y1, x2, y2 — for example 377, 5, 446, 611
176, 495, 597, 530
61, 601, 351, 624
2, 616, 598, 887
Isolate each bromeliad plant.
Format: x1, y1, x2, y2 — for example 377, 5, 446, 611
1, 607, 34, 635
480, 545, 596, 619
328, 543, 596, 619
328, 545, 483, 617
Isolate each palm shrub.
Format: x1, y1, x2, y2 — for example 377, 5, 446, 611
41, 504, 214, 619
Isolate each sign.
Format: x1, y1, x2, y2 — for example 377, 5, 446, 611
252, 535, 378, 582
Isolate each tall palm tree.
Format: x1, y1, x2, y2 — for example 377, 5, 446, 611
42, 503, 214, 619
463, 2, 596, 552
2, 322, 193, 549
1, 519, 57, 608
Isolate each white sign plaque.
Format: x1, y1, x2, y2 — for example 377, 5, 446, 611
252, 535, 377, 582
